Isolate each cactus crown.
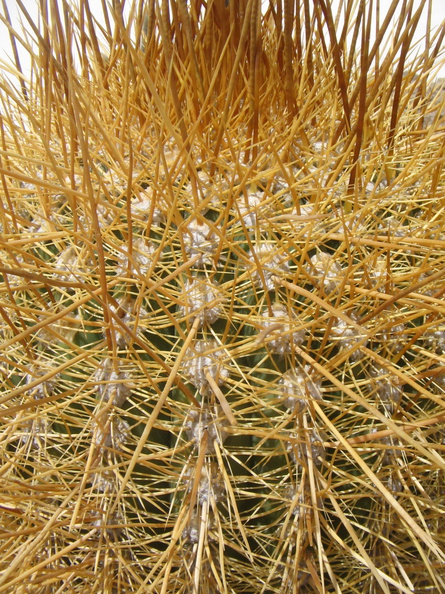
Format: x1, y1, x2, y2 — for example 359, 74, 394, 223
1, 0, 445, 592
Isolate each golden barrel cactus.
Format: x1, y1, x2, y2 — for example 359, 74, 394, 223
0, 0, 445, 592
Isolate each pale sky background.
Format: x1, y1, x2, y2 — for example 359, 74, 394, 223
0, 0, 444, 77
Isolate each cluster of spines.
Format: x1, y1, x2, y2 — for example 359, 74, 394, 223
0, 1, 445, 591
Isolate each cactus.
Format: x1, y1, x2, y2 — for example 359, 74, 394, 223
1, 1, 445, 592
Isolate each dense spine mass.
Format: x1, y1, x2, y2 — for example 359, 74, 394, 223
0, 1, 445, 592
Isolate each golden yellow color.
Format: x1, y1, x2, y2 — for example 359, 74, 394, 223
0, 1, 444, 592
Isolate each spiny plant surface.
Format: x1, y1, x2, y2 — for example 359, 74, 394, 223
0, 0, 445, 592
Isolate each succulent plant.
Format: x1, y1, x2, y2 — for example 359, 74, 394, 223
1, 0, 445, 592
